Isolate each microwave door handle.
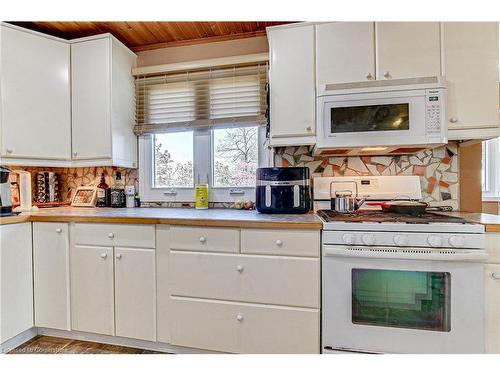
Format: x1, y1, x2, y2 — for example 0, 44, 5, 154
293, 185, 300, 207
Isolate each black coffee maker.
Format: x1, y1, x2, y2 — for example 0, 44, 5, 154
0, 166, 13, 216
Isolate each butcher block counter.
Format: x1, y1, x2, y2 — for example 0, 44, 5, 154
0, 207, 323, 229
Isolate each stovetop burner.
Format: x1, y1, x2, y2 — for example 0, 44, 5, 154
317, 210, 472, 224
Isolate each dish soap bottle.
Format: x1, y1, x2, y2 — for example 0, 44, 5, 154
109, 171, 125, 208
96, 173, 109, 207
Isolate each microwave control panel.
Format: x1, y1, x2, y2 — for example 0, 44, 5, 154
425, 89, 443, 135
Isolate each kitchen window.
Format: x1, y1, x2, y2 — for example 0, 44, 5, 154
136, 62, 269, 203
482, 136, 500, 200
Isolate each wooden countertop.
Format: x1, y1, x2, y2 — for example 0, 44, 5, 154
440, 212, 500, 233
0, 207, 323, 230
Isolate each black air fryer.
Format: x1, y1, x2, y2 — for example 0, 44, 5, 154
255, 167, 311, 214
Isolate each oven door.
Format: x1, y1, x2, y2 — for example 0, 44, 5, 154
322, 246, 485, 354
317, 90, 428, 149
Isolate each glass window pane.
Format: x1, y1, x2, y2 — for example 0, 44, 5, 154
352, 269, 451, 332
212, 126, 258, 188
331, 103, 409, 133
153, 132, 194, 188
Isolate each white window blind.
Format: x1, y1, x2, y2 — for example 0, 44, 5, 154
135, 63, 268, 135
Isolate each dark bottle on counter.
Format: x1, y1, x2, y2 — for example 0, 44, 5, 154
134, 192, 141, 207
109, 171, 126, 208
96, 173, 109, 207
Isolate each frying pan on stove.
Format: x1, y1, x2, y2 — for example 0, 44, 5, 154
367, 201, 453, 215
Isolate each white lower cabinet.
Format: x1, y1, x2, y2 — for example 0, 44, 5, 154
114, 247, 156, 341
0, 223, 33, 344
71, 245, 115, 336
70, 223, 156, 341
161, 225, 321, 353
170, 297, 319, 354
33, 222, 70, 330
485, 264, 500, 354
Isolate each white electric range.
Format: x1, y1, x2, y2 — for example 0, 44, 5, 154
314, 175, 487, 354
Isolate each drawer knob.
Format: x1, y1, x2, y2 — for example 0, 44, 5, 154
449, 117, 458, 123
236, 265, 244, 273
365, 72, 373, 80
73, 151, 78, 157
236, 314, 244, 322
492, 273, 500, 280
116, 253, 122, 260
108, 233, 114, 239
383, 71, 391, 79
199, 236, 206, 244
6, 148, 13, 154
100, 253, 107, 259
275, 239, 283, 247
55, 228, 62, 233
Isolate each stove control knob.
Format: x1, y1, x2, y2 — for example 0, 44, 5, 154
448, 235, 465, 248
342, 233, 355, 245
427, 235, 443, 247
362, 234, 376, 246
393, 234, 409, 246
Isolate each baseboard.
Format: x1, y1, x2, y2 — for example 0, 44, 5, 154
0, 327, 38, 354
37, 328, 218, 354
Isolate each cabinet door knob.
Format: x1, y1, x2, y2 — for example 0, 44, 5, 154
275, 239, 283, 247
116, 254, 122, 260
55, 228, 62, 233
492, 273, 500, 280
383, 71, 391, 79
236, 314, 244, 322
236, 265, 244, 273
72, 151, 78, 157
6, 148, 13, 154
199, 236, 206, 243
100, 253, 107, 259
449, 117, 458, 123
306, 126, 312, 132
365, 72, 373, 80
108, 233, 114, 239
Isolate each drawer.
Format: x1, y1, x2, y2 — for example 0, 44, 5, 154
169, 226, 239, 253
169, 251, 319, 308
241, 228, 319, 257
170, 297, 320, 353
486, 233, 500, 264
74, 223, 155, 248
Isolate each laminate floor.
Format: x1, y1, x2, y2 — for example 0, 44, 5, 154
8, 336, 163, 354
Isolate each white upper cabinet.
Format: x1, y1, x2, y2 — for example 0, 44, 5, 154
71, 35, 137, 167
0, 24, 71, 161
442, 22, 499, 140
375, 22, 441, 80
268, 24, 316, 145
316, 22, 375, 88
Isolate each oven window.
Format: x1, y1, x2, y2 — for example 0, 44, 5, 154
331, 103, 409, 133
352, 269, 451, 332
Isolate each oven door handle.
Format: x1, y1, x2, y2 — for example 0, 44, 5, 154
323, 246, 489, 262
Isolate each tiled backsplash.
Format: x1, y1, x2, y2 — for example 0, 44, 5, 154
274, 142, 460, 210
7, 166, 138, 203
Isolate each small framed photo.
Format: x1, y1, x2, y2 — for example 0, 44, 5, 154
71, 186, 98, 207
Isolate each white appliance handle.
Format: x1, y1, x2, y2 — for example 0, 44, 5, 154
323, 246, 488, 262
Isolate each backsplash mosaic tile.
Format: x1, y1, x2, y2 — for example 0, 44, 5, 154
274, 142, 460, 210
7, 166, 138, 203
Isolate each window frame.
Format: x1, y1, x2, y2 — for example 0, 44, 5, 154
482, 137, 500, 200
139, 125, 270, 203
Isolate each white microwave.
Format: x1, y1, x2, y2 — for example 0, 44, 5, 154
314, 78, 448, 156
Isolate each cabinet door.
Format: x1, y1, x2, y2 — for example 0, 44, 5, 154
376, 22, 441, 80
0, 223, 33, 343
1, 25, 71, 160
114, 247, 156, 341
33, 223, 70, 330
485, 264, 500, 354
269, 25, 315, 138
70, 245, 114, 335
316, 22, 375, 86
442, 22, 499, 133
71, 37, 112, 160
